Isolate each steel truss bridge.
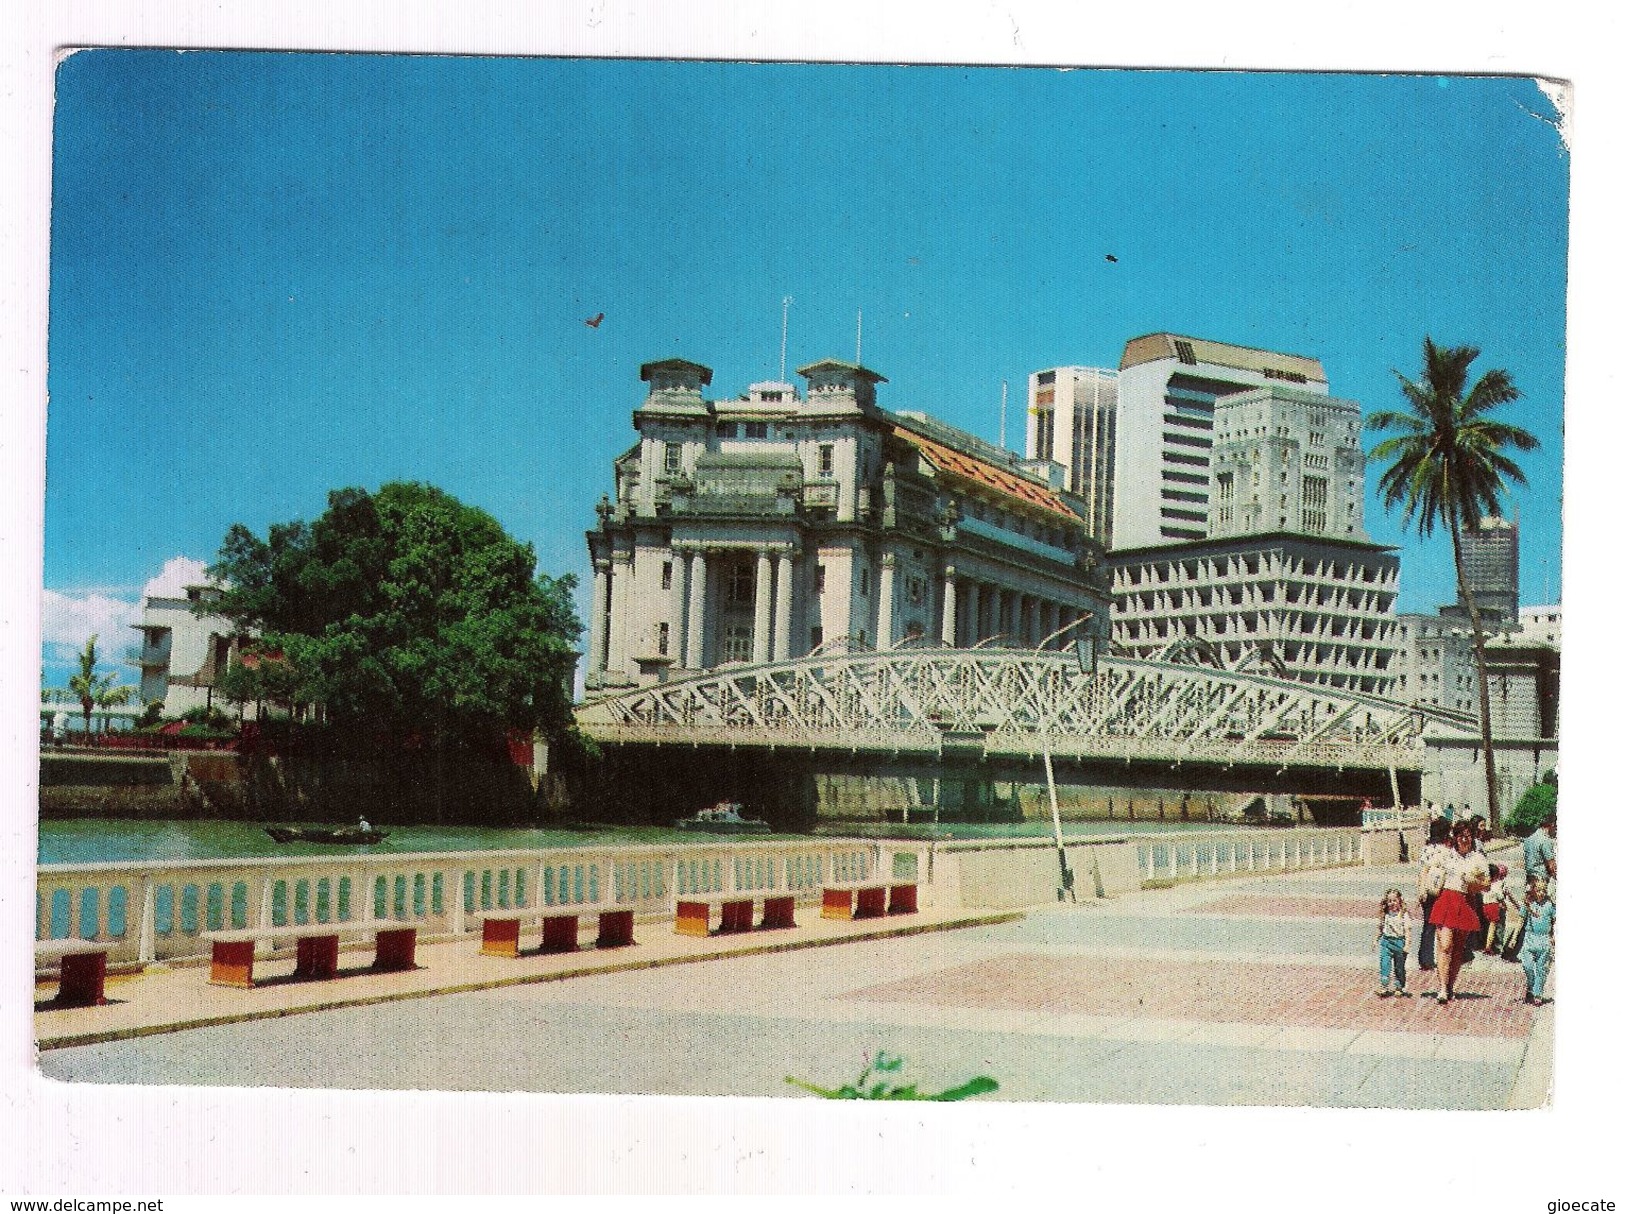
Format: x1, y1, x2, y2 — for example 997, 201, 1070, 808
576, 647, 1478, 783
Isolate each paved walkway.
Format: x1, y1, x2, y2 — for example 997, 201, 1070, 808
37, 858, 1552, 1109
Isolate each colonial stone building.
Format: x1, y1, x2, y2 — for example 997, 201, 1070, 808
584, 358, 1112, 691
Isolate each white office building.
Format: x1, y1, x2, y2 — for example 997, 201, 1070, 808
130, 583, 251, 717
1111, 333, 1333, 549
1026, 366, 1117, 544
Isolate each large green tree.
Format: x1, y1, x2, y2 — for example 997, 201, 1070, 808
1366, 338, 1539, 829
208, 483, 581, 752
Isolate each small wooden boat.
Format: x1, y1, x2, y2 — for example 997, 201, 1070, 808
674, 801, 772, 834
264, 825, 390, 845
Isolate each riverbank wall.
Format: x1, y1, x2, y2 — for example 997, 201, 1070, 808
38, 748, 570, 826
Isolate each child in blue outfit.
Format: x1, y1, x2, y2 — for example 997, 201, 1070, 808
1376, 887, 1412, 996
1519, 878, 1555, 1005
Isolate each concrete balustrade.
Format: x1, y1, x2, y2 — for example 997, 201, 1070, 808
34, 825, 1402, 966
35, 838, 913, 966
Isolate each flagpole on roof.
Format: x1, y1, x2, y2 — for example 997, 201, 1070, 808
779, 296, 792, 384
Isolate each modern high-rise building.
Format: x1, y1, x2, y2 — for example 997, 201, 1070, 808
1209, 384, 1368, 542
1113, 333, 1333, 549
1108, 536, 1401, 695
1026, 366, 1117, 544
1028, 333, 1401, 693
1453, 515, 1520, 624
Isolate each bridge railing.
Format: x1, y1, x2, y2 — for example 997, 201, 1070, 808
1133, 826, 1366, 885
35, 837, 926, 966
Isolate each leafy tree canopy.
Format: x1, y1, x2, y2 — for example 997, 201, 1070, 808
1506, 773, 1557, 838
209, 483, 581, 750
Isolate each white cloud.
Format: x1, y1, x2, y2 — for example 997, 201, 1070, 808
41, 555, 212, 681
141, 556, 211, 600
40, 588, 140, 670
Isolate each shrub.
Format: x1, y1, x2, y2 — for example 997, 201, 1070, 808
1505, 772, 1557, 837
786, 1051, 998, 1101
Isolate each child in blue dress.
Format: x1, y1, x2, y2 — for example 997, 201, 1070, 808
1519, 878, 1555, 1006
1376, 887, 1412, 996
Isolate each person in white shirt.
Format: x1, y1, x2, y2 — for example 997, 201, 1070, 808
1415, 817, 1453, 972
1426, 820, 1492, 1006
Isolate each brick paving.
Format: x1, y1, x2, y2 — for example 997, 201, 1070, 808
843, 951, 1537, 1037
1188, 894, 1390, 920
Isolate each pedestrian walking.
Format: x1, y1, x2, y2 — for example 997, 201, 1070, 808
1498, 873, 1526, 962
1427, 820, 1491, 1006
1416, 816, 1452, 972
1375, 888, 1412, 997
1519, 878, 1556, 1005
1523, 814, 1557, 897
1480, 864, 1508, 956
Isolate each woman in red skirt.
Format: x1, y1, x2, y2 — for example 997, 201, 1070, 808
1429, 820, 1492, 1005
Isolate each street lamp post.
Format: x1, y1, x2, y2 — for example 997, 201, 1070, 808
1034, 614, 1096, 902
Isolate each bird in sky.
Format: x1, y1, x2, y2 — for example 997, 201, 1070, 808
584, 313, 605, 328
1105, 254, 1118, 263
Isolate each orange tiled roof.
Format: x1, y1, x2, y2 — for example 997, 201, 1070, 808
892, 426, 1078, 520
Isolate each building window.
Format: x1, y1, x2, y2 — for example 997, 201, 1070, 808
858, 568, 870, 597
661, 561, 672, 590
657, 622, 670, 657
716, 422, 736, 438
1034, 409, 1055, 461
810, 626, 823, 650
664, 444, 682, 473
727, 562, 755, 606
907, 575, 925, 606
1173, 339, 1197, 365
744, 421, 769, 439
1302, 476, 1328, 533
816, 563, 827, 593
722, 625, 753, 663
760, 390, 783, 403
818, 444, 834, 476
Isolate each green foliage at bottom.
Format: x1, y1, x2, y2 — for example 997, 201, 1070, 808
786, 1051, 998, 1101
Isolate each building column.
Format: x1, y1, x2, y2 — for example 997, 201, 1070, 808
606, 550, 632, 680
753, 549, 773, 663
773, 550, 795, 662
988, 585, 1005, 646
589, 558, 610, 681
877, 552, 897, 650
686, 549, 708, 671
964, 581, 982, 647
672, 550, 692, 668
940, 566, 958, 646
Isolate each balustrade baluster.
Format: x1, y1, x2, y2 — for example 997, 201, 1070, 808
138, 876, 156, 963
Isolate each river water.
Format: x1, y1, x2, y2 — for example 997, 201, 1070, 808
37, 816, 1256, 866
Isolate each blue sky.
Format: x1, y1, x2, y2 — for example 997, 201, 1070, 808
41, 51, 1568, 689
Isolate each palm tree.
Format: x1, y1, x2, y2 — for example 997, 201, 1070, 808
94, 683, 136, 733
66, 634, 120, 741
1366, 338, 1539, 829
